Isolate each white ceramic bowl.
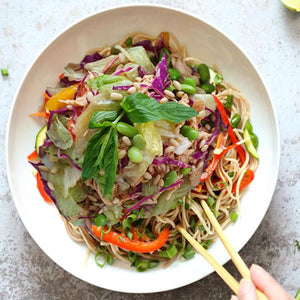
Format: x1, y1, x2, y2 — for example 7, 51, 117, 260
6, 5, 279, 294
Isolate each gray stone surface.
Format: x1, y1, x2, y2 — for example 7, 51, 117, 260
0, 0, 299, 299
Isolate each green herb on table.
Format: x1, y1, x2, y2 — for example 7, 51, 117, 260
1, 68, 9, 76
294, 240, 300, 253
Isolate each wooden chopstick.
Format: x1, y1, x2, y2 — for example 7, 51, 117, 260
200, 200, 250, 278
199, 200, 268, 300
176, 225, 268, 300
176, 225, 240, 294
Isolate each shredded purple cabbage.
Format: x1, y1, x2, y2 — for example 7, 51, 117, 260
47, 107, 69, 130
112, 66, 133, 76
122, 179, 183, 219
133, 40, 155, 53
154, 34, 168, 57
60, 77, 79, 86
45, 89, 52, 98
80, 52, 103, 68
153, 157, 190, 169
71, 105, 78, 123
57, 148, 82, 171
74, 73, 88, 99
120, 156, 129, 173
137, 66, 145, 77
112, 85, 133, 91
38, 139, 53, 158
151, 54, 171, 96
29, 161, 57, 205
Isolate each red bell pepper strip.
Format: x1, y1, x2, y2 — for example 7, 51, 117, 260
66, 118, 76, 140
200, 133, 224, 182
232, 169, 254, 193
92, 225, 169, 253
36, 172, 52, 203
27, 150, 38, 161
213, 95, 246, 164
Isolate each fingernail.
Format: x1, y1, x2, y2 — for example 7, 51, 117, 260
239, 278, 255, 296
230, 296, 238, 300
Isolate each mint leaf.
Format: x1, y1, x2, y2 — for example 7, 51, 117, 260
159, 101, 198, 123
89, 111, 118, 128
102, 127, 118, 196
122, 93, 198, 123
82, 123, 119, 197
122, 93, 161, 123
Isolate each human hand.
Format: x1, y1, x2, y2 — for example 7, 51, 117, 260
230, 264, 294, 300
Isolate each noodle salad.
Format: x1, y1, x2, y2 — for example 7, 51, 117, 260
28, 32, 259, 271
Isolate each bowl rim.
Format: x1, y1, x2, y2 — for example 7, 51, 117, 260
5, 3, 280, 294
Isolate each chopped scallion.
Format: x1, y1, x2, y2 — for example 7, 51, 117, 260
228, 171, 235, 177
1, 68, 9, 76
183, 244, 195, 260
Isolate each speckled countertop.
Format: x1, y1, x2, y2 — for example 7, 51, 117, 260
1, 1, 299, 299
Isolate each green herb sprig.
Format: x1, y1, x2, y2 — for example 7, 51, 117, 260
82, 92, 198, 196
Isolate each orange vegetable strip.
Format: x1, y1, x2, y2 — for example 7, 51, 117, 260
232, 169, 254, 193
36, 172, 52, 203
27, 150, 38, 161
92, 225, 169, 253
44, 83, 79, 111
200, 133, 224, 182
29, 112, 49, 119
213, 95, 246, 164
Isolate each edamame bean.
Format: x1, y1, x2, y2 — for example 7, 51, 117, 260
128, 146, 143, 163
132, 134, 146, 149
180, 167, 191, 175
180, 125, 199, 140
163, 170, 177, 187
168, 68, 181, 80
230, 113, 241, 128
116, 122, 138, 138
250, 132, 259, 149
198, 64, 210, 83
181, 84, 196, 95
200, 83, 216, 94
245, 121, 253, 133
183, 77, 197, 87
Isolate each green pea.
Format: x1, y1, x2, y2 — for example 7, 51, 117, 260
245, 121, 253, 133
168, 68, 181, 80
180, 125, 199, 140
128, 146, 143, 163
132, 134, 146, 149
180, 167, 191, 175
125, 37, 133, 47
230, 113, 241, 128
200, 83, 216, 94
181, 84, 196, 95
94, 214, 106, 226
110, 45, 120, 55
116, 122, 138, 138
250, 132, 259, 149
163, 170, 177, 187
197, 64, 210, 83
183, 77, 197, 87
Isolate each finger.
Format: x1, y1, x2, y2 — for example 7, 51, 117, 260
230, 296, 238, 300
250, 264, 293, 300
238, 278, 258, 300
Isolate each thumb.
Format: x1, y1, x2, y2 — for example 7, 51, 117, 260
238, 278, 258, 300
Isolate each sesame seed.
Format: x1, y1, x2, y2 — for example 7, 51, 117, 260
122, 136, 132, 146
110, 92, 123, 100
118, 149, 127, 159
144, 172, 152, 180
176, 91, 184, 98
47, 181, 55, 191
173, 80, 182, 91
128, 86, 137, 94
164, 89, 175, 98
